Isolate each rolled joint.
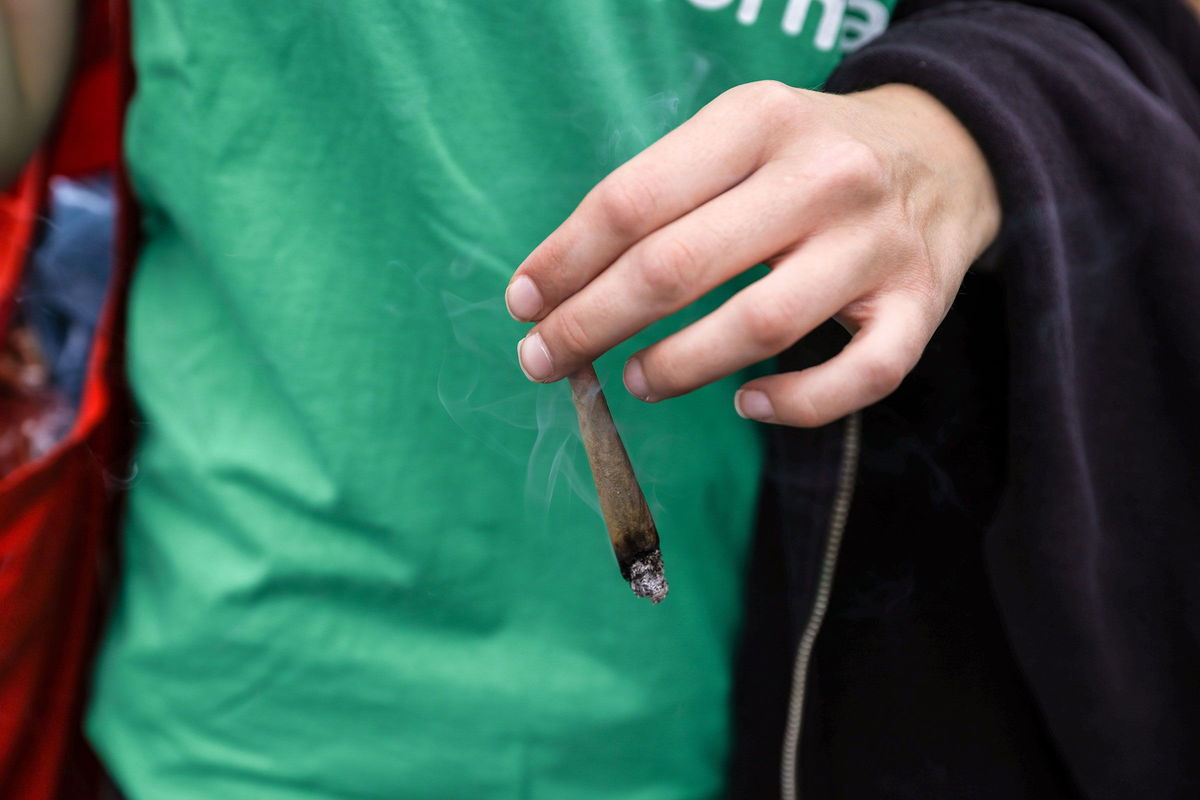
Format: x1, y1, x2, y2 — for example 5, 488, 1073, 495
569, 364, 669, 605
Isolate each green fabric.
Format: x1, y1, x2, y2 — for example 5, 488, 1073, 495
88, 2, 894, 798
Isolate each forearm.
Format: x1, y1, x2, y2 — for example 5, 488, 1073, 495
0, 0, 76, 184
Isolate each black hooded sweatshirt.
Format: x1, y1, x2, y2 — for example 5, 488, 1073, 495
728, 2, 1200, 798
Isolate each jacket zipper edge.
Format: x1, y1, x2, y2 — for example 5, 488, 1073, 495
780, 410, 863, 800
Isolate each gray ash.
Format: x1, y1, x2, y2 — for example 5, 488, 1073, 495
628, 550, 669, 604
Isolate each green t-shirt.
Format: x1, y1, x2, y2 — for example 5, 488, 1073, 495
87, 2, 893, 798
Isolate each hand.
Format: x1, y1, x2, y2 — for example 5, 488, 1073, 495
506, 81, 1000, 427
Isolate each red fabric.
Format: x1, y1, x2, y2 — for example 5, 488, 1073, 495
51, 62, 121, 179
0, 162, 45, 333
0, 0, 133, 796
50, 0, 121, 178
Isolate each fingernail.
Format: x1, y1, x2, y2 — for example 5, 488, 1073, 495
518, 333, 554, 382
624, 358, 651, 401
505, 275, 543, 321
735, 390, 774, 421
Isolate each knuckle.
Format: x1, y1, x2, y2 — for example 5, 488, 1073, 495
774, 383, 829, 428
639, 352, 685, 398
553, 310, 593, 361
860, 353, 906, 398
818, 140, 888, 197
593, 173, 660, 236
531, 236, 571, 284
792, 392, 828, 428
721, 81, 807, 130
637, 237, 696, 301
741, 302, 797, 352
748, 80, 802, 120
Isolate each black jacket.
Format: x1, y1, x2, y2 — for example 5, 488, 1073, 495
730, 2, 1200, 798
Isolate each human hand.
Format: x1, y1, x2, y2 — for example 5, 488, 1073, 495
507, 81, 1000, 427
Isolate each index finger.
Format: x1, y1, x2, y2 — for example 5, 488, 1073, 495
506, 86, 774, 322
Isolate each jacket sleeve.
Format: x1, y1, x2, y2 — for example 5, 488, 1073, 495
823, 2, 1200, 798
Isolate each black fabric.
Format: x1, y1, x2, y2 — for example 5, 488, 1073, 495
728, 325, 852, 800
731, 1, 1200, 798
801, 277, 1081, 799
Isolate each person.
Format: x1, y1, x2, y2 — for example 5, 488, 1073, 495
2, 1, 1198, 798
